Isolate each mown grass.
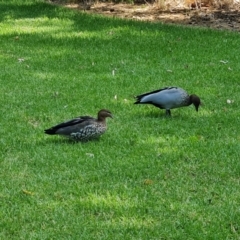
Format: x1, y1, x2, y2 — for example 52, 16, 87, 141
0, 0, 240, 239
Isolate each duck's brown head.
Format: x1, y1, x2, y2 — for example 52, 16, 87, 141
97, 109, 113, 121
190, 94, 201, 112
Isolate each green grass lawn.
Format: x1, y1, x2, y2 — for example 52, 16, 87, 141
0, 0, 240, 239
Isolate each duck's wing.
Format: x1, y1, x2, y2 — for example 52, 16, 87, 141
135, 87, 178, 102
44, 116, 94, 135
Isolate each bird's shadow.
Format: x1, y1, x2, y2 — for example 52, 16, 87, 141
133, 110, 171, 119
133, 108, 197, 120
39, 136, 101, 146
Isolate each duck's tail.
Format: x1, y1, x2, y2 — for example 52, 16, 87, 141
44, 128, 57, 135
134, 94, 145, 104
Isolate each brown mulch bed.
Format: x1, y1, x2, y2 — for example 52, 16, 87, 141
51, 1, 240, 32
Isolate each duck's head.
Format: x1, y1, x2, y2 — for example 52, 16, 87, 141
98, 109, 113, 121
190, 94, 201, 112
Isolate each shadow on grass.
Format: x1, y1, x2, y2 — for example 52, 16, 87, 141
0, 1, 144, 32
0, 2, 60, 22
132, 107, 201, 119
41, 136, 102, 145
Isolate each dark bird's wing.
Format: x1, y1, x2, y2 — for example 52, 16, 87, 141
44, 116, 94, 135
135, 87, 177, 103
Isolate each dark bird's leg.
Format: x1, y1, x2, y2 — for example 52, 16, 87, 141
165, 109, 171, 116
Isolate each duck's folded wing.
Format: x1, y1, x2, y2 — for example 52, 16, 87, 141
135, 87, 177, 102
44, 116, 94, 135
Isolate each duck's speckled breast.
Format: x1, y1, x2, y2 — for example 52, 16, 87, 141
70, 123, 107, 141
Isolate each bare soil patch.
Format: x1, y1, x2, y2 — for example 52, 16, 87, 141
53, 1, 240, 32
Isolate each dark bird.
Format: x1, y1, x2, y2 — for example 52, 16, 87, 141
134, 87, 201, 116
44, 109, 113, 141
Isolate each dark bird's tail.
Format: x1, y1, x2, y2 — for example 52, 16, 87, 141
44, 128, 57, 135
135, 96, 147, 104
134, 95, 142, 104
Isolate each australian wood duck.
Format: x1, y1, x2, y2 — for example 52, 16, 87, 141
134, 87, 201, 116
44, 109, 113, 141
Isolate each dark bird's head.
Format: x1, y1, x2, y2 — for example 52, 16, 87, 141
190, 94, 201, 112
97, 109, 113, 121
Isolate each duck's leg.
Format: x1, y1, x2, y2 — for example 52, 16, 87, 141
165, 109, 171, 116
